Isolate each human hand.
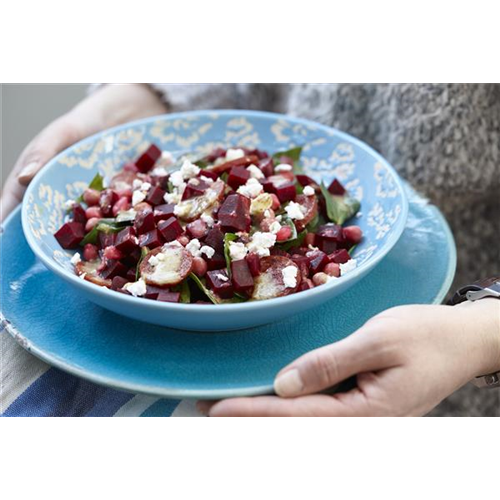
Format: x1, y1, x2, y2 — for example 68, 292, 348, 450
199, 299, 500, 416
0, 84, 167, 221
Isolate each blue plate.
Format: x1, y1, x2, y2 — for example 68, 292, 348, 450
21, 110, 408, 330
1, 185, 455, 399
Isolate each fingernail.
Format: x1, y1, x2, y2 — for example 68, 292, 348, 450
274, 369, 303, 397
18, 162, 39, 181
196, 401, 210, 416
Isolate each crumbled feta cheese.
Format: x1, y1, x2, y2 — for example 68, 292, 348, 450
70, 252, 81, 265
132, 190, 146, 206
163, 240, 183, 249
285, 201, 305, 220
339, 259, 357, 275
180, 160, 200, 180
63, 199, 76, 210
225, 148, 245, 161
229, 241, 248, 261
161, 151, 174, 165
163, 191, 181, 204
216, 273, 229, 282
275, 163, 293, 172
140, 182, 151, 192
303, 185, 315, 196
200, 213, 215, 227
132, 179, 143, 190
170, 170, 184, 187
264, 209, 271, 218
185, 238, 201, 257
151, 166, 168, 177
200, 175, 214, 184
269, 221, 282, 234
247, 232, 276, 257
148, 255, 160, 267
247, 164, 264, 179
200, 245, 215, 259
282, 265, 298, 288
124, 279, 147, 297
276, 215, 282, 222
237, 178, 263, 199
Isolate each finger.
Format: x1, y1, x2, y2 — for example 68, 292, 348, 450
274, 322, 402, 398
16, 116, 82, 185
0, 179, 23, 222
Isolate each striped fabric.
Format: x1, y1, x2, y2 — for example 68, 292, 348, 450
0, 326, 202, 417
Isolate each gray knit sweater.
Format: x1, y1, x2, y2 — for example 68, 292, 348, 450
154, 84, 500, 416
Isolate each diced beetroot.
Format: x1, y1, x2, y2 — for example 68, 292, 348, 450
103, 245, 123, 260
98, 232, 116, 249
296, 174, 318, 188
218, 193, 251, 232
206, 252, 226, 271
304, 233, 316, 247
230, 259, 254, 294
135, 144, 162, 173
99, 259, 127, 279
291, 255, 309, 278
146, 185, 166, 206
316, 224, 346, 253
343, 225, 363, 244
181, 178, 210, 201
158, 217, 183, 242
187, 219, 208, 239
197, 169, 218, 181
72, 204, 87, 223
204, 226, 225, 254
307, 250, 329, 274
208, 155, 259, 174
144, 285, 163, 300
54, 222, 85, 249
328, 249, 351, 264
206, 269, 234, 299
111, 276, 130, 291
244, 148, 269, 160
227, 166, 250, 189
150, 172, 169, 190
245, 252, 261, 277
83, 243, 99, 261
205, 147, 226, 163
139, 229, 164, 249
258, 157, 274, 177
153, 203, 176, 223
328, 178, 346, 196
157, 290, 181, 303
115, 226, 138, 254
274, 182, 296, 203
134, 210, 155, 235
120, 247, 142, 267
126, 268, 137, 282
99, 189, 119, 217
123, 162, 139, 173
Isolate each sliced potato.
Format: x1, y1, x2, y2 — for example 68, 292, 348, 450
174, 180, 225, 222
75, 260, 112, 288
251, 256, 300, 300
139, 244, 193, 287
294, 194, 318, 232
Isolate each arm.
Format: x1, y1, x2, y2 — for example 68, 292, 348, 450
199, 299, 500, 416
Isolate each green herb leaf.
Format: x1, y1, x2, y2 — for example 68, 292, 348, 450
305, 212, 320, 233
278, 229, 307, 252
77, 173, 104, 202
223, 233, 238, 275
136, 247, 149, 280
276, 217, 297, 243
189, 273, 220, 304
194, 159, 208, 169
172, 279, 191, 303
79, 218, 128, 246
348, 244, 357, 256
320, 182, 361, 225
272, 146, 303, 175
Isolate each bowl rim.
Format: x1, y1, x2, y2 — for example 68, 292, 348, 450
21, 109, 409, 314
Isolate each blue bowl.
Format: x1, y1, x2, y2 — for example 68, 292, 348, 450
22, 110, 408, 331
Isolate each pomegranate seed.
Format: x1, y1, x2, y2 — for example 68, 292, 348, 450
192, 256, 208, 277
83, 188, 101, 206
323, 262, 340, 278
270, 193, 281, 210
276, 226, 292, 242
85, 206, 103, 219
115, 188, 133, 199
112, 196, 131, 216
83, 243, 99, 261
85, 217, 101, 232
176, 235, 190, 247
312, 272, 330, 286
103, 246, 123, 260
343, 225, 363, 244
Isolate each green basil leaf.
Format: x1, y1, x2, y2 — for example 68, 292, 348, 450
320, 182, 361, 225
194, 159, 208, 169
223, 233, 238, 275
136, 247, 149, 281
278, 229, 307, 252
79, 219, 128, 246
79, 226, 99, 246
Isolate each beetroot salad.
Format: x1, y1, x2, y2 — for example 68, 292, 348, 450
54, 144, 363, 304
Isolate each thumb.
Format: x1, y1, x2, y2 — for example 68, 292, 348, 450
273, 319, 402, 397
16, 114, 83, 186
